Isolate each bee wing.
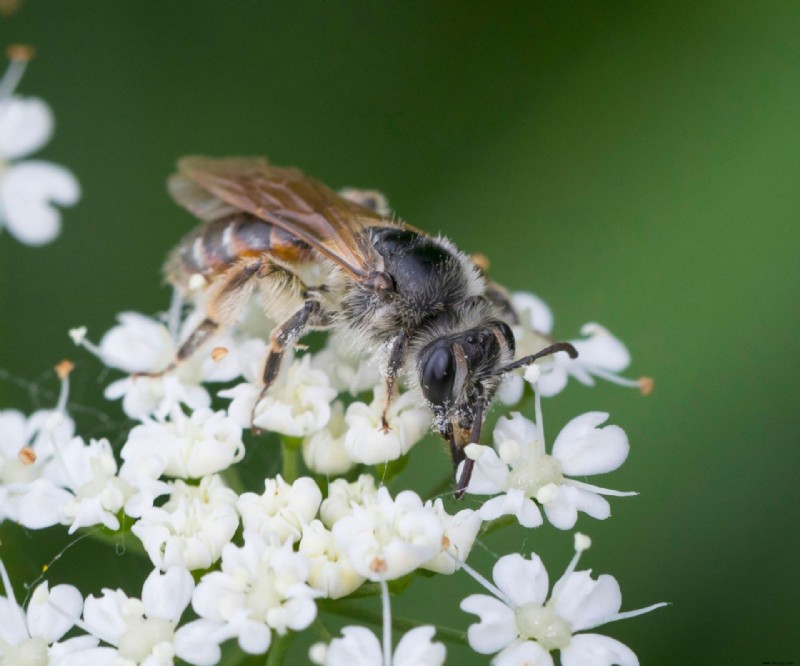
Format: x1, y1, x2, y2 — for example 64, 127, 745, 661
171, 156, 394, 278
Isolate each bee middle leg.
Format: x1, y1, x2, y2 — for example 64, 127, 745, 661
252, 299, 325, 413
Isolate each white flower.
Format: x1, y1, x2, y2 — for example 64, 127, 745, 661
497, 292, 555, 405
237, 475, 322, 544
460, 541, 666, 665
0, 408, 76, 528
222, 355, 337, 437
319, 474, 379, 528
0, 51, 80, 245
80, 567, 195, 665
312, 333, 381, 395
302, 401, 354, 475
312, 625, 445, 666
121, 407, 244, 480
299, 519, 366, 599
534, 323, 651, 397
422, 499, 482, 575
465, 412, 635, 530
131, 475, 239, 571
41, 436, 133, 534
343, 389, 431, 465
0, 559, 94, 665
176, 532, 318, 661
97, 311, 240, 421
332, 486, 444, 581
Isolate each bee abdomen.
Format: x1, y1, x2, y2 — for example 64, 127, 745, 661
165, 213, 313, 290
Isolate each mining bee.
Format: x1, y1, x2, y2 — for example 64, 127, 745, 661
163, 157, 576, 496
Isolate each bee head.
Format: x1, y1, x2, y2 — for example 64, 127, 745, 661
418, 322, 578, 497
418, 320, 516, 437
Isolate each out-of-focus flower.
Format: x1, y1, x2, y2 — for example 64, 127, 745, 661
121, 407, 244, 480
0, 46, 80, 245
131, 475, 239, 571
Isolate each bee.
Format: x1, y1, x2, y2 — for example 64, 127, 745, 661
163, 157, 576, 496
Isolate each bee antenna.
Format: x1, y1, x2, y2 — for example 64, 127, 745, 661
495, 341, 578, 376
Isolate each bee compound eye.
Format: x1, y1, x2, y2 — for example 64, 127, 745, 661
421, 346, 456, 406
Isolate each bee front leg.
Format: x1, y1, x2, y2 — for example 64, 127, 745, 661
380, 331, 409, 432
251, 300, 324, 425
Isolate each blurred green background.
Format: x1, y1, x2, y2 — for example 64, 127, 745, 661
1, 2, 799, 664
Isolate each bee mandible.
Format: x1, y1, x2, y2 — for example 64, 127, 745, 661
162, 157, 576, 496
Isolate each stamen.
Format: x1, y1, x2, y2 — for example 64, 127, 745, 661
17, 446, 36, 465
55, 359, 74, 381
448, 551, 516, 609
0, 557, 28, 637
534, 385, 544, 446
586, 366, 650, 392
211, 346, 229, 363
566, 479, 638, 497
166, 288, 184, 342
68, 326, 104, 359
638, 376, 655, 396
550, 533, 591, 606
54, 362, 71, 415
0, 44, 34, 104
580, 602, 669, 631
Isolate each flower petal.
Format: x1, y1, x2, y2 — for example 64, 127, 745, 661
141, 567, 194, 622
551, 572, 622, 631
0, 160, 79, 245
393, 626, 446, 666
493, 553, 549, 607
552, 413, 629, 476
494, 640, 555, 666
560, 633, 638, 666
325, 626, 382, 666
0, 97, 53, 159
460, 594, 517, 654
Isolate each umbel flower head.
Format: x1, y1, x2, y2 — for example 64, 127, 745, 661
461, 534, 667, 666
0, 45, 80, 245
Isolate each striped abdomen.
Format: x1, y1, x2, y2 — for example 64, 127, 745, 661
165, 213, 313, 289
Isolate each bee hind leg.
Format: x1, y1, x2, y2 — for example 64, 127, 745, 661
141, 259, 263, 379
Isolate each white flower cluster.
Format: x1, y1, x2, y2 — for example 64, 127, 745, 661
0, 51, 663, 664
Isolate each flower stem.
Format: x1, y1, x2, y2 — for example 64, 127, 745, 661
265, 631, 294, 666
281, 437, 300, 483
320, 602, 469, 647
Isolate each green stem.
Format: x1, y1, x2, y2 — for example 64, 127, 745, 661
320, 602, 468, 647
265, 631, 294, 666
281, 437, 300, 483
